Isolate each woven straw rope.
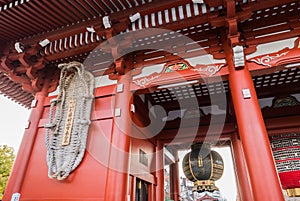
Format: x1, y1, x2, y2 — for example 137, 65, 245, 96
45, 62, 94, 180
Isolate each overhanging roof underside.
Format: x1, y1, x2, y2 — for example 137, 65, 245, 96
0, 71, 33, 108
0, 0, 156, 40
1, 0, 299, 44
0, 0, 300, 107
145, 67, 300, 106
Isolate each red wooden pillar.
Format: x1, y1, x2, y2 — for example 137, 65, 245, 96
130, 176, 137, 201
170, 152, 180, 201
149, 184, 155, 201
156, 141, 165, 201
231, 134, 253, 201
3, 79, 50, 201
104, 71, 132, 201
226, 45, 284, 200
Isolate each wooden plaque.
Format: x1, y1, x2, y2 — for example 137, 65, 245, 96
62, 99, 76, 146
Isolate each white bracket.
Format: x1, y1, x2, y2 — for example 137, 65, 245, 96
233, 45, 245, 69
129, 12, 141, 22
242, 88, 251, 99
130, 104, 135, 113
117, 84, 124, 93
25, 121, 30, 129
192, 0, 204, 3
14, 42, 24, 53
103, 16, 112, 29
86, 26, 96, 33
11, 193, 20, 201
115, 108, 121, 117
31, 99, 37, 108
39, 38, 50, 47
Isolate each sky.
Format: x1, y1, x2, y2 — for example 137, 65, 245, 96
0, 94, 30, 152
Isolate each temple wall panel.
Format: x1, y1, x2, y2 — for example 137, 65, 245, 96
5, 84, 160, 201
130, 136, 156, 184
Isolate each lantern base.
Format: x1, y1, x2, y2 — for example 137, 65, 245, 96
194, 180, 219, 193
286, 188, 300, 197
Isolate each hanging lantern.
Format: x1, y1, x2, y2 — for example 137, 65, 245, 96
270, 133, 300, 197
182, 143, 224, 192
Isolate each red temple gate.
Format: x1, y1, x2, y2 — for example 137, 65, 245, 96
0, 1, 300, 201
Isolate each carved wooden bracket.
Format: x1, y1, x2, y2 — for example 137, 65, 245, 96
94, 18, 134, 76
248, 38, 300, 68
250, 51, 290, 67
132, 59, 226, 88
132, 73, 161, 88
115, 58, 126, 75
0, 43, 49, 93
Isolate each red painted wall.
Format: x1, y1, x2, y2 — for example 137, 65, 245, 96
16, 93, 114, 200
4, 84, 159, 201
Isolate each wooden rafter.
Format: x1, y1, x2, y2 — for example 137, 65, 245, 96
0, 0, 300, 107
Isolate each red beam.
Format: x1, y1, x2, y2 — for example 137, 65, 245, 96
155, 122, 236, 143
